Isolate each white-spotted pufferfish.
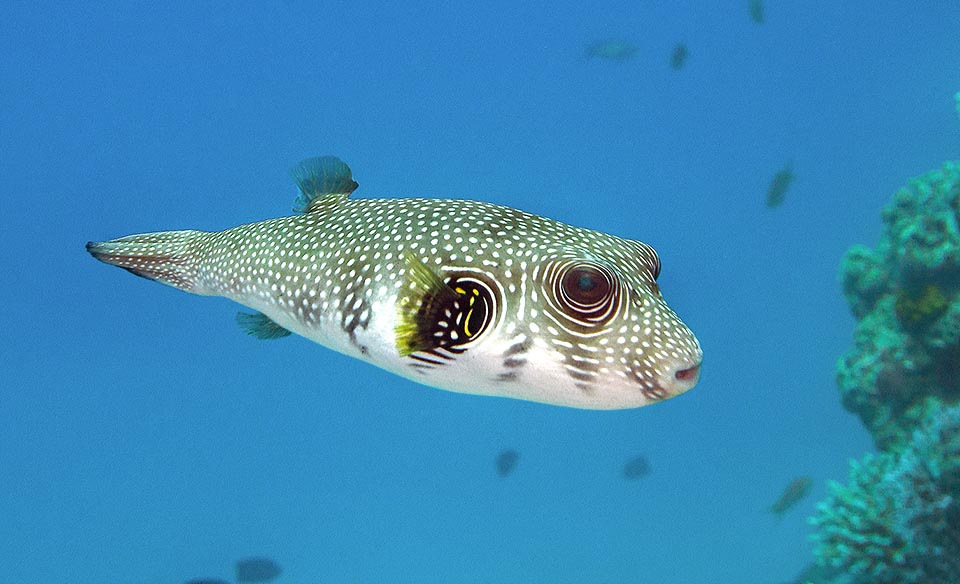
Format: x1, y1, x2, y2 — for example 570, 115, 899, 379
87, 156, 702, 409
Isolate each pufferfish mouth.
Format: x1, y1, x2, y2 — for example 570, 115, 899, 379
635, 358, 702, 401
673, 361, 701, 389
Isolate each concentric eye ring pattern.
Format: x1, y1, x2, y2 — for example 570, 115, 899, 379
542, 259, 623, 330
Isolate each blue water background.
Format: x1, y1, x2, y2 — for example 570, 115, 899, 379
2, 1, 959, 582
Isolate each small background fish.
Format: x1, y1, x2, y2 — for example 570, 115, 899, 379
670, 43, 689, 70
585, 39, 638, 61
769, 476, 813, 516
766, 163, 795, 208
496, 448, 520, 477
749, 0, 765, 23
622, 454, 651, 480
236, 557, 282, 583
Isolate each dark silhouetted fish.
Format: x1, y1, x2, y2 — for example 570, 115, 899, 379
496, 449, 520, 477
670, 43, 688, 70
622, 454, 651, 479
765, 163, 794, 208
585, 40, 638, 61
769, 476, 812, 516
748, 0, 764, 23
236, 557, 282, 583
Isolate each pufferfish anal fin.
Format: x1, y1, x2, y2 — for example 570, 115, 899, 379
394, 251, 493, 357
290, 156, 359, 214
236, 311, 292, 340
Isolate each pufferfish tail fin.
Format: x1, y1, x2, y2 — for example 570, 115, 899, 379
86, 230, 207, 294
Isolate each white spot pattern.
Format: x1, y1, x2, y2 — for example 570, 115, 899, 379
90, 194, 702, 410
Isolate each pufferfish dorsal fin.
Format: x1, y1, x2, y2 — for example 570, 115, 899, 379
290, 156, 359, 214
236, 311, 292, 339
394, 250, 493, 357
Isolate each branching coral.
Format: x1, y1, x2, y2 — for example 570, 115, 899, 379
808, 163, 960, 584
837, 161, 960, 450
809, 403, 960, 583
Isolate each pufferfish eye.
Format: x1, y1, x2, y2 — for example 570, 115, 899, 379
561, 265, 611, 306
554, 261, 622, 326
542, 259, 623, 329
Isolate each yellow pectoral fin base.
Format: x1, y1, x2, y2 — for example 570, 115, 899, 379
394, 250, 459, 356
394, 250, 494, 357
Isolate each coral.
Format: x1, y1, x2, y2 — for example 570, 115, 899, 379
840, 244, 887, 319
894, 284, 949, 332
805, 162, 960, 584
837, 161, 960, 450
809, 403, 960, 583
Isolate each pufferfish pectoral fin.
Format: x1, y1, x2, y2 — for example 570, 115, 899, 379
395, 251, 460, 356
236, 311, 292, 340
394, 251, 494, 357
290, 156, 359, 213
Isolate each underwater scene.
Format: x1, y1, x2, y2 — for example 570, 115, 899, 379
2, 1, 959, 583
